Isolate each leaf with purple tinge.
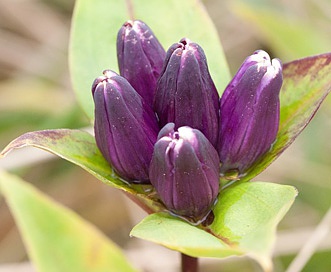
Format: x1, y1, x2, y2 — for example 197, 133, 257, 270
236, 53, 331, 184
0, 129, 164, 213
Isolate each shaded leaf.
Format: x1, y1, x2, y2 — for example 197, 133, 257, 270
131, 182, 297, 271
239, 53, 331, 183
0, 129, 164, 213
0, 170, 138, 272
69, 0, 230, 120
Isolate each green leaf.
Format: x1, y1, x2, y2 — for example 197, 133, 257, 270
131, 213, 244, 257
240, 53, 331, 183
210, 182, 297, 270
0, 129, 164, 213
69, 0, 230, 120
131, 182, 297, 271
0, 170, 138, 272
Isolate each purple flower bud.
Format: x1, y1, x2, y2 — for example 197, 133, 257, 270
92, 70, 159, 183
218, 50, 283, 176
117, 20, 166, 106
149, 123, 220, 223
154, 38, 219, 147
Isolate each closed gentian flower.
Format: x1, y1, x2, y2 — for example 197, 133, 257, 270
149, 123, 220, 223
218, 50, 283, 176
117, 20, 166, 106
154, 38, 219, 147
92, 70, 159, 183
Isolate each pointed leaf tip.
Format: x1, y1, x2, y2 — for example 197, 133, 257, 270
0, 129, 165, 214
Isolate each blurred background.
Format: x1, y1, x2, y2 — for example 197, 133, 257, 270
0, 0, 330, 271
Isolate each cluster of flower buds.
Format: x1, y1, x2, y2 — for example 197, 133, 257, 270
92, 20, 283, 223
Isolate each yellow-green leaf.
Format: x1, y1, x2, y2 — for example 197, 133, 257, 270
0, 170, 138, 272
131, 182, 297, 271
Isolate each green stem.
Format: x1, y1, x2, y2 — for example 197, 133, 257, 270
181, 253, 198, 272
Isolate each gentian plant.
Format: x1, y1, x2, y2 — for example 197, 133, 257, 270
0, 1, 331, 272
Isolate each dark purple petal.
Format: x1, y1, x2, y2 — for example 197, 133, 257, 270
154, 38, 219, 147
92, 70, 159, 183
218, 50, 283, 176
117, 20, 166, 106
149, 123, 220, 223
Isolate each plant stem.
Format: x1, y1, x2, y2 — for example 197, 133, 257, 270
123, 192, 154, 214
181, 253, 198, 272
